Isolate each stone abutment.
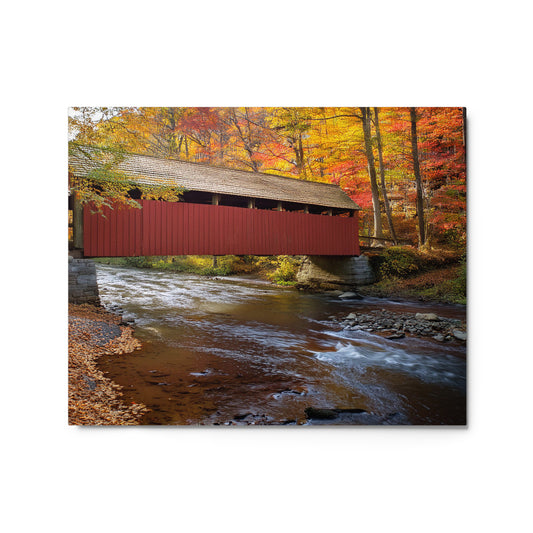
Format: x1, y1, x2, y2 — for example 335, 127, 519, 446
296, 255, 375, 290
68, 257, 100, 305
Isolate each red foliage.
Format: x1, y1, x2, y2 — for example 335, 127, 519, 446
77, 106, 466, 247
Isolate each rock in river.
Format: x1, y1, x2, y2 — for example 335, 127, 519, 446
386, 332, 405, 340
415, 312, 440, 321
338, 291, 362, 300
453, 329, 467, 341
304, 407, 339, 420
305, 407, 367, 420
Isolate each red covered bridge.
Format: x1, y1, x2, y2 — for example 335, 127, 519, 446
69, 150, 361, 257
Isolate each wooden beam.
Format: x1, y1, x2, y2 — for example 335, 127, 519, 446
248, 198, 255, 209
72, 192, 84, 250
212, 194, 220, 205
304, 205, 309, 214
277, 201, 283, 211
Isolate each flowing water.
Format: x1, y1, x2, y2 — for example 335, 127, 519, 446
96, 264, 466, 425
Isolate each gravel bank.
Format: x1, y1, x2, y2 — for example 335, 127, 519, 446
333, 308, 466, 342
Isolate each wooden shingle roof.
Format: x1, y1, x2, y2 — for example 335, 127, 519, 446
69, 147, 360, 210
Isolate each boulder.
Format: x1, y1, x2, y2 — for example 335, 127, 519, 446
339, 291, 360, 299
386, 332, 405, 340
453, 329, 467, 341
415, 312, 440, 321
233, 413, 253, 420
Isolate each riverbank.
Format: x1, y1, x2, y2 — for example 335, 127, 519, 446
68, 303, 148, 425
94, 249, 466, 304
93, 255, 301, 285
357, 264, 466, 305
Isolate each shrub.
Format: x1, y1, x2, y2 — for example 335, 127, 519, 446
198, 265, 232, 276
124, 256, 153, 268
268, 256, 299, 283
451, 254, 467, 298
379, 246, 421, 279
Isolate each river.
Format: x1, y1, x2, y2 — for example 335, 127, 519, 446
96, 264, 466, 425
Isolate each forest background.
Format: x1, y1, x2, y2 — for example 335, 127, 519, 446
69, 106, 466, 251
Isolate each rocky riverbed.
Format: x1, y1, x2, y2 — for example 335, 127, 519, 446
331, 307, 466, 343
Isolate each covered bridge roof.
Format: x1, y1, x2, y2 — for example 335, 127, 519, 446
69, 147, 360, 211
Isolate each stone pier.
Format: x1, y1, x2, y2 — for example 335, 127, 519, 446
296, 255, 375, 290
68, 256, 100, 305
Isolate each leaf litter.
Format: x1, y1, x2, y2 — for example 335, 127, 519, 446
68, 303, 148, 425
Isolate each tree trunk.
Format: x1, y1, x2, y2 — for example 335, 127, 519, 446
359, 107, 383, 243
373, 107, 398, 245
409, 107, 426, 247
297, 134, 306, 178
72, 191, 84, 250
168, 107, 177, 156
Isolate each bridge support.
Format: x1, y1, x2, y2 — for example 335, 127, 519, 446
296, 255, 374, 290
69, 256, 100, 305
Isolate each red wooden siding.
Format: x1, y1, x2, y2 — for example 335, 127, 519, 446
83, 200, 359, 257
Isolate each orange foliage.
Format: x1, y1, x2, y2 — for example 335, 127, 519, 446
69, 107, 466, 247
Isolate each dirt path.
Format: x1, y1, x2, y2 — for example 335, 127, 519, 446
68, 304, 148, 425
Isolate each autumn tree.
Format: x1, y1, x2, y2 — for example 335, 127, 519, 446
360, 107, 384, 242
409, 107, 426, 247
373, 107, 398, 244
268, 107, 314, 178
219, 107, 269, 172
417, 107, 466, 246
68, 109, 183, 212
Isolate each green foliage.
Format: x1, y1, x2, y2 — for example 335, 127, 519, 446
267, 256, 299, 284
123, 256, 154, 268
378, 246, 421, 279
450, 254, 467, 300
94, 254, 303, 284
99, 255, 233, 276
440, 225, 467, 249
69, 143, 184, 213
